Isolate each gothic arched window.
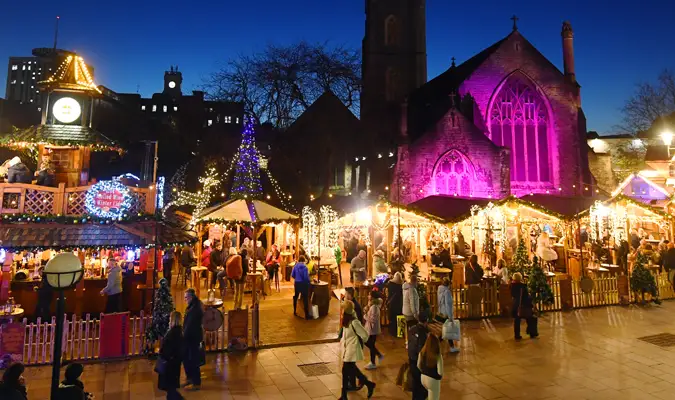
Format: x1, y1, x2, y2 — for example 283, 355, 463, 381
489, 74, 550, 183
432, 149, 475, 197
385, 68, 399, 102
385, 15, 399, 46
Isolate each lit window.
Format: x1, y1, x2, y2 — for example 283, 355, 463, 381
29, 99, 33, 102
152, 105, 157, 112
22, 65, 26, 70
10, 80, 16, 84
208, 120, 213, 126
11, 65, 17, 70
38, 107, 41, 111
141, 105, 146, 111
27, 66, 31, 70
163, 105, 167, 112
173, 106, 178, 111
225, 116, 232, 123
20, 82, 24, 85
236, 117, 240, 123
209, 108, 213, 112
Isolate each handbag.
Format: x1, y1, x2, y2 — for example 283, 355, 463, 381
442, 319, 461, 341
396, 362, 413, 392
517, 287, 534, 318
154, 356, 168, 374
198, 342, 206, 366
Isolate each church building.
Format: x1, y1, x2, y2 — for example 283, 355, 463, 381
365, 1, 595, 204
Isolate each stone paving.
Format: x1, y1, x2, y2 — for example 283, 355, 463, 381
22, 301, 675, 399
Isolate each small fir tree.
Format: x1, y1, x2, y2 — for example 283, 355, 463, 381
630, 252, 660, 304
144, 278, 174, 354
409, 262, 430, 313
482, 232, 497, 268
527, 256, 554, 313
510, 239, 531, 275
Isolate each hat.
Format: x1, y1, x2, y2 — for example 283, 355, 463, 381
203, 239, 211, 247
391, 272, 403, 284
374, 250, 384, 258
8, 156, 21, 167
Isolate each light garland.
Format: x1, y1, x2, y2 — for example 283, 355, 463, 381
157, 176, 165, 210
85, 179, 132, 219
163, 166, 221, 225
1, 213, 153, 224
320, 205, 339, 250
39, 54, 101, 93
302, 206, 318, 257
231, 116, 263, 199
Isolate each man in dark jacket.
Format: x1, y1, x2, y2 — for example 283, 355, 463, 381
7, 157, 31, 184
183, 288, 204, 390
407, 311, 429, 400
465, 255, 484, 285
58, 363, 90, 400
181, 244, 196, 283
34, 278, 53, 321
209, 241, 224, 288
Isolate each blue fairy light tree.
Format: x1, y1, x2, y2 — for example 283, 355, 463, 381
231, 116, 263, 199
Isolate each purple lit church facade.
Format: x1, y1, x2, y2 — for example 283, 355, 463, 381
390, 21, 594, 204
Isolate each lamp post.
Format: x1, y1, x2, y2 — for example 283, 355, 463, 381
661, 130, 674, 158
43, 253, 84, 400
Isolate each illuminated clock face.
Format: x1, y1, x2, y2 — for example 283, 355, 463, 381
52, 97, 81, 124
168, 81, 176, 89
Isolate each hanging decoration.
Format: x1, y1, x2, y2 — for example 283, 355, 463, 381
163, 166, 221, 225
302, 206, 318, 257
1, 213, 154, 224
320, 205, 339, 250
85, 179, 132, 219
156, 176, 165, 210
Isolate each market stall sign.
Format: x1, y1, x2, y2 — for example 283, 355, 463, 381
0, 323, 25, 368
85, 179, 132, 219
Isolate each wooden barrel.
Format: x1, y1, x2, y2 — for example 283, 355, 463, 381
311, 281, 330, 317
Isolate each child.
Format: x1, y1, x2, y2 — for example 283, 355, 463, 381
364, 290, 384, 370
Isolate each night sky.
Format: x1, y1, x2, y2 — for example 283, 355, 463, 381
2, 0, 674, 134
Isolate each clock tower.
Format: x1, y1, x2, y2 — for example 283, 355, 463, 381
163, 65, 182, 97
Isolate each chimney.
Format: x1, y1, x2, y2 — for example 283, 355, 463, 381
561, 21, 575, 82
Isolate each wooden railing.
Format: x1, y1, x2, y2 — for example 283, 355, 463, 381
17, 311, 230, 366
0, 182, 155, 216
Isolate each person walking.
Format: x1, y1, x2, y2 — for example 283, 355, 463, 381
510, 272, 538, 340
403, 274, 420, 324
417, 334, 443, 400
387, 272, 404, 337
407, 311, 429, 400
339, 301, 376, 400
157, 311, 184, 400
291, 255, 311, 318
234, 249, 249, 309
182, 289, 204, 390
0, 363, 27, 400
364, 290, 384, 370
437, 278, 459, 353
101, 260, 122, 313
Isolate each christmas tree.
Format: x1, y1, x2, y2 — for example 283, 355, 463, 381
630, 252, 660, 304
482, 232, 497, 268
231, 116, 263, 199
510, 239, 531, 275
409, 262, 430, 313
144, 278, 174, 354
527, 256, 554, 313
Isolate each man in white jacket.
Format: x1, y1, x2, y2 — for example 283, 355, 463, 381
402, 274, 419, 323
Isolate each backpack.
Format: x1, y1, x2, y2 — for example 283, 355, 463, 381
226, 255, 243, 280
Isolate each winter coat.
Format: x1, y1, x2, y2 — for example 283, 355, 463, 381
350, 256, 367, 281
0, 382, 27, 400
387, 281, 403, 336
201, 247, 212, 268
437, 284, 454, 320
465, 262, 484, 285
364, 298, 382, 335
373, 257, 388, 275
7, 162, 31, 184
102, 265, 123, 295
209, 249, 224, 272
402, 282, 419, 320
510, 282, 534, 318
340, 319, 369, 362
180, 245, 195, 267
57, 379, 86, 400
36, 169, 57, 187
183, 298, 204, 343
158, 325, 183, 391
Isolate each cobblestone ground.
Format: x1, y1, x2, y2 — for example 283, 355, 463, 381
23, 301, 675, 399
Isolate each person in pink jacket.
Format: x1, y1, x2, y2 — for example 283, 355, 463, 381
364, 290, 384, 370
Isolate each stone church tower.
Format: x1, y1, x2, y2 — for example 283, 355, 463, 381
361, 0, 427, 147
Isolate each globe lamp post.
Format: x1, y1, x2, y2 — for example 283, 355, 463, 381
43, 253, 84, 399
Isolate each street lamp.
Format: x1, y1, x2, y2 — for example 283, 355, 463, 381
43, 253, 83, 399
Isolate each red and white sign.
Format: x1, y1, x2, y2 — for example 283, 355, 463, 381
94, 190, 125, 212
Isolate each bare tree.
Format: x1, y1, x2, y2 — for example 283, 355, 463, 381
204, 42, 360, 128
620, 69, 675, 133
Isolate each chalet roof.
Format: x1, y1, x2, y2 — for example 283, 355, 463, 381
196, 199, 298, 225
1, 124, 118, 151
0, 222, 195, 250
645, 144, 670, 161
38, 54, 101, 94
520, 194, 607, 219
409, 195, 495, 222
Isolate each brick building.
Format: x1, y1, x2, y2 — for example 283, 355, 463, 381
389, 18, 594, 204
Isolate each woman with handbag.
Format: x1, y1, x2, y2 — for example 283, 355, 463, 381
510, 272, 538, 340
437, 279, 459, 353
157, 311, 184, 400
339, 301, 376, 400
417, 334, 443, 400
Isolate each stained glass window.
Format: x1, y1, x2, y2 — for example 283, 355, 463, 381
432, 149, 474, 196
489, 75, 550, 183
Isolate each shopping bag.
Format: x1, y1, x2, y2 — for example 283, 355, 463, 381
442, 319, 461, 341
311, 305, 320, 319
395, 362, 412, 392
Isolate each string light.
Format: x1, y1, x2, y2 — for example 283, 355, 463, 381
231, 116, 263, 199
163, 166, 221, 225
84, 179, 132, 219
39, 54, 101, 93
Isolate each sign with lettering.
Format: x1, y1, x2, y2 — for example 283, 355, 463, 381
85, 179, 132, 219
227, 308, 248, 351
0, 322, 25, 368
99, 312, 130, 359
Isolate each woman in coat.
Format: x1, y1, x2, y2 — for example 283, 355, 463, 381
339, 301, 376, 400
364, 290, 384, 370
387, 272, 404, 337
437, 279, 459, 353
510, 272, 538, 340
417, 334, 443, 400
182, 289, 204, 390
158, 311, 184, 399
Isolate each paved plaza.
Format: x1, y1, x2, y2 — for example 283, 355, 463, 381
22, 300, 675, 399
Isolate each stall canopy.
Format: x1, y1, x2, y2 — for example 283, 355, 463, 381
196, 199, 299, 225
0, 221, 195, 250
611, 173, 672, 207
